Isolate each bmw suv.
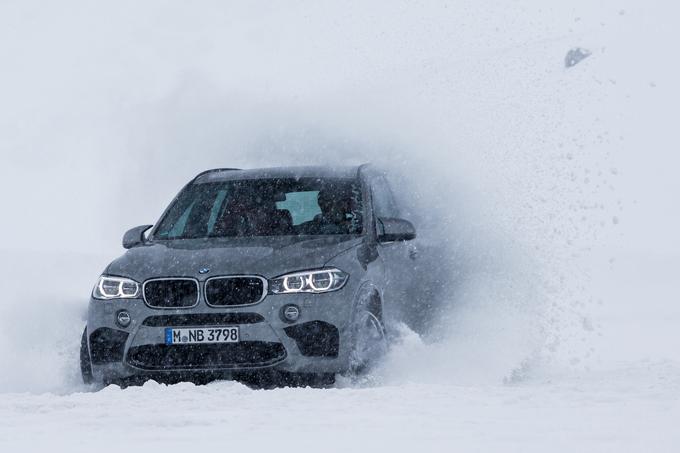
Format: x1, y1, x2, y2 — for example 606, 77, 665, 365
81, 165, 418, 386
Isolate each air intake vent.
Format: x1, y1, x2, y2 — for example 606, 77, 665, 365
142, 313, 265, 327
205, 276, 267, 306
143, 278, 199, 308
126, 342, 286, 370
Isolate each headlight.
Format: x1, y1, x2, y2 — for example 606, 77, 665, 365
270, 268, 349, 294
92, 276, 140, 300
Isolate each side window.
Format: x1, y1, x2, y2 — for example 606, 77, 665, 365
206, 189, 229, 234
167, 201, 195, 237
159, 187, 226, 239
276, 191, 322, 225
371, 176, 399, 219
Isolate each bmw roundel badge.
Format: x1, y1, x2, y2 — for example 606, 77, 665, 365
198, 268, 210, 274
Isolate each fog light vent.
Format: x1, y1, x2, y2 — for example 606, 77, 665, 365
280, 305, 300, 323
116, 310, 132, 328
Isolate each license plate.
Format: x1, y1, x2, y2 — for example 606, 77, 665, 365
165, 327, 239, 345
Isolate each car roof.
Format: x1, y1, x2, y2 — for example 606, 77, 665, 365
193, 165, 369, 183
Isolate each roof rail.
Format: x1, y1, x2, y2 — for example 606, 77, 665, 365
192, 168, 242, 181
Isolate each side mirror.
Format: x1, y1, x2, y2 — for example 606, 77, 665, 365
122, 225, 153, 249
377, 218, 416, 242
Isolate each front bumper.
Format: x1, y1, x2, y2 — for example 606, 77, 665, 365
87, 285, 356, 382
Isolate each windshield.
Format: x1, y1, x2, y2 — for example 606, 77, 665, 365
153, 177, 363, 239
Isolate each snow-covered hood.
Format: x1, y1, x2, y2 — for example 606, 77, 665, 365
104, 235, 363, 282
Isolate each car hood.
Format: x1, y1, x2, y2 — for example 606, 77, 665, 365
105, 235, 363, 282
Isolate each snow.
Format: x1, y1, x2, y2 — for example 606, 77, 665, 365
1, 363, 678, 452
1, 0, 680, 451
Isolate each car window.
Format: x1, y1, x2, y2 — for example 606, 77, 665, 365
167, 201, 195, 237
275, 191, 322, 225
154, 178, 363, 239
206, 189, 228, 234
371, 176, 399, 218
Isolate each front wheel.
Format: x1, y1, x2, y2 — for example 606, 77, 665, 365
80, 326, 93, 385
348, 296, 387, 376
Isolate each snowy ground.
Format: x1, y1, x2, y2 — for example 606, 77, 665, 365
1, 1, 679, 452
2, 363, 679, 453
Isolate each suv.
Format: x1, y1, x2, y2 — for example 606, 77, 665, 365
81, 165, 418, 386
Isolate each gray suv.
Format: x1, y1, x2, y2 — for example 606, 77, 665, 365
81, 165, 418, 386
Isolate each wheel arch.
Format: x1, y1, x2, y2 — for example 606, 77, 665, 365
352, 281, 384, 322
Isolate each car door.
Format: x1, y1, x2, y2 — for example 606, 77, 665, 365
371, 176, 416, 322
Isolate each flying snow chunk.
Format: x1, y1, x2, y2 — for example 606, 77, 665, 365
565, 47, 592, 68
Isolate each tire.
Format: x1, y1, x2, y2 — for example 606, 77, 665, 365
348, 293, 387, 376
80, 326, 94, 385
